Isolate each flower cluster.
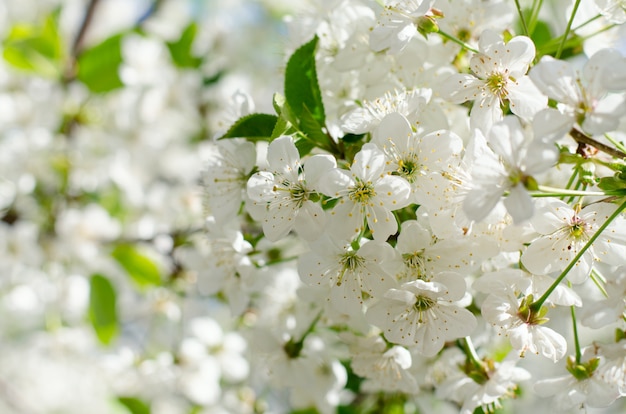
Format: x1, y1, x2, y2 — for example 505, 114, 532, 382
201, 0, 626, 412
2, 0, 626, 413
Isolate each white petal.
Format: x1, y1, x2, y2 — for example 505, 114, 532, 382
418, 129, 464, 171
318, 168, 353, 197
304, 154, 337, 189
440, 74, 485, 104
530, 199, 572, 235
498, 35, 536, 75
352, 143, 386, 182
532, 108, 575, 143
372, 112, 413, 149
507, 76, 547, 120
367, 203, 398, 241
375, 175, 411, 210
328, 199, 364, 240
470, 95, 503, 133
267, 136, 301, 182
503, 185, 534, 224
246, 171, 276, 202
293, 200, 326, 241
262, 202, 298, 241
463, 187, 503, 223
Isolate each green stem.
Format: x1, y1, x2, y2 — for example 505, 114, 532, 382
605, 133, 626, 155
566, 177, 583, 205
569, 291, 582, 364
590, 268, 609, 298
556, 0, 581, 59
533, 185, 605, 197
462, 336, 482, 367
571, 13, 602, 32
530, 199, 626, 312
539, 24, 615, 57
562, 168, 579, 200
528, 0, 544, 35
437, 30, 479, 54
514, 0, 530, 37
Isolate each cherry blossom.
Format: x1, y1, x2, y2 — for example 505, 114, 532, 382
441, 29, 546, 133
318, 143, 411, 241
366, 272, 476, 356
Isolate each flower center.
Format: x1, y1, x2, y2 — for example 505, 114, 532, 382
413, 295, 435, 323
348, 180, 376, 204
486, 72, 508, 98
402, 252, 428, 280
398, 156, 421, 183
289, 182, 309, 205
336, 251, 365, 286
569, 216, 587, 239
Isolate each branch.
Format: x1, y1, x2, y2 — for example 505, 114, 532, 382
570, 128, 626, 160
64, 0, 101, 81
72, 0, 102, 56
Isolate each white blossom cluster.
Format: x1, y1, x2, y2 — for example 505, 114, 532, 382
200, 0, 626, 413
2, 0, 626, 414
0, 0, 304, 413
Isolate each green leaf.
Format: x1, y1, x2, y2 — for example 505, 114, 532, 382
166, 22, 203, 68
529, 20, 552, 48
118, 397, 151, 414
298, 105, 335, 154
112, 244, 162, 288
77, 34, 124, 93
220, 113, 278, 141
284, 36, 325, 125
2, 13, 63, 77
598, 175, 626, 195
89, 274, 119, 345
271, 115, 293, 139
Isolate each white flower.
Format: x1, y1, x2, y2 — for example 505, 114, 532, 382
372, 112, 464, 207
534, 349, 621, 411
521, 199, 626, 284
298, 236, 399, 316
596, 340, 626, 396
175, 219, 256, 315
473, 268, 582, 308
529, 49, 626, 136
54, 204, 121, 261
436, 354, 531, 414
366, 272, 476, 356
318, 143, 411, 241
395, 218, 483, 283
253, 328, 347, 414
369, 0, 436, 53
579, 267, 626, 328
247, 136, 334, 241
463, 116, 558, 224
479, 287, 568, 362
340, 89, 434, 134
347, 335, 418, 394
437, 0, 514, 46
441, 30, 546, 133
201, 138, 256, 223
594, 0, 626, 24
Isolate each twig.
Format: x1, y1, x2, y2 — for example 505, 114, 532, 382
72, 0, 102, 56
64, 0, 101, 81
569, 128, 626, 160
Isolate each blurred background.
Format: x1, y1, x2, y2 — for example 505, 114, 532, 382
0, 0, 308, 413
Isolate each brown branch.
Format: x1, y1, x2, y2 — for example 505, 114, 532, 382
64, 0, 101, 81
72, 0, 102, 56
570, 128, 626, 160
